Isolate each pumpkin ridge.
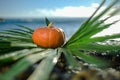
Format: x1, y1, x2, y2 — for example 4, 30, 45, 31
51, 28, 57, 48
48, 28, 50, 48
54, 29, 58, 48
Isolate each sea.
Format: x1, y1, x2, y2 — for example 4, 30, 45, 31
0, 17, 87, 39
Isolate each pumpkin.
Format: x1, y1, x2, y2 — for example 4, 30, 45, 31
32, 22, 65, 48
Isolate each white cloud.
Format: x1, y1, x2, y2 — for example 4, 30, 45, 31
31, 3, 120, 18
33, 3, 102, 17
2, 3, 116, 18
52, 6, 95, 17
30, 3, 118, 18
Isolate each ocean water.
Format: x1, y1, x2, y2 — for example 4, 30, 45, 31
0, 17, 87, 39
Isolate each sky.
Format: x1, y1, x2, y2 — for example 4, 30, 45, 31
0, 0, 118, 18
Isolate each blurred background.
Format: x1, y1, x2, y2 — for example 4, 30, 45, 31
0, 0, 120, 39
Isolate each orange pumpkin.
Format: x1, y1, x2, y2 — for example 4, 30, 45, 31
32, 22, 65, 48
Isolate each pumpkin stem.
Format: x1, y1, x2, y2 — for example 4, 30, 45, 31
48, 22, 53, 28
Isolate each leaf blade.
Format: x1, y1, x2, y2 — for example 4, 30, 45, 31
45, 18, 50, 26
72, 50, 110, 68
28, 49, 61, 80
0, 49, 53, 80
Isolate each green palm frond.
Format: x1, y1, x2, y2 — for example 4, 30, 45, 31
0, 25, 34, 54
28, 48, 61, 80
63, 49, 80, 70
72, 50, 110, 68
0, 0, 120, 80
64, 0, 120, 68
16, 24, 34, 32
64, 0, 120, 47
68, 43, 120, 54
0, 48, 43, 64
0, 49, 55, 80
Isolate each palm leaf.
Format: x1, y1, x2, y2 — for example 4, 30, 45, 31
68, 43, 120, 54
16, 24, 34, 32
63, 49, 81, 70
0, 41, 36, 55
0, 48, 43, 64
0, 0, 120, 80
2, 29, 32, 37
0, 25, 33, 44
0, 35, 32, 42
89, 33, 120, 43
0, 41, 11, 48
74, 17, 119, 40
64, 0, 120, 47
72, 50, 110, 68
65, 0, 106, 45
28, 48, 61, 80
0, 49, 54, 80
